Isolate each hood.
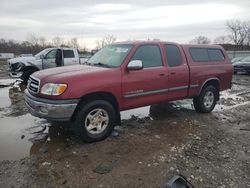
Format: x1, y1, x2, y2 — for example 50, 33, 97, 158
8, 56, 36, 64
33, 65, 114, 82
233, 61, 250, 66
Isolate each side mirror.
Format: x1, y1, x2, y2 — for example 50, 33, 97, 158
40, 54, 45, 59
127, 60, 143, 71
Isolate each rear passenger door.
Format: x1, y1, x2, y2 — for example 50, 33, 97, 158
164, 44, 189, 100
63, 49, 78, 66
122, 44, 168, 109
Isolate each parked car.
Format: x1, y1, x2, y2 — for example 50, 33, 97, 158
8, 48, 85, 83
24, 41, 233, 142
233, 56, 250, 74
231, 56, 244, 63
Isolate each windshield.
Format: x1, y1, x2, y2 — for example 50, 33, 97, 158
241, 56, 250, 62
35, 48, 53, 59
87, 44, 132, 68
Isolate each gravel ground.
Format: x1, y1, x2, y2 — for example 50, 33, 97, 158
0, 60, 250, 188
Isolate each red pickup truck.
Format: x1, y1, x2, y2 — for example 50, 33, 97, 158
24, 41, 232, 142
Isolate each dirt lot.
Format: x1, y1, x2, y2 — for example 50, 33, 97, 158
0, 60, 250, 188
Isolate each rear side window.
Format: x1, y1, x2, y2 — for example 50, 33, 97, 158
131, 45, 162, 68
190, 48, 209, 61
190, 48, 225, 62
208, 49, 225, 61
63, 50, 75, 58
165, 44, 182, 67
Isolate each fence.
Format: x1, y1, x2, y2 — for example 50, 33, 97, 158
227, 51, 250, 59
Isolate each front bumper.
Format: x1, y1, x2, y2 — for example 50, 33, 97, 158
24, 89, 79, 121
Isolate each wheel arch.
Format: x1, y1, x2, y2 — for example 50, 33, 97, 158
72, 91, 121, 124
199, 78, 220, 101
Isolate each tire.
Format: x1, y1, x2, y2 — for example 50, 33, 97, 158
75, 100, 116, 143
193, 85, 218, 113
21, 69, 36, 84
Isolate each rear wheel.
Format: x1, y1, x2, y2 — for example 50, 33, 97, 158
75, 100, 116, 142
193, 85, 218, 113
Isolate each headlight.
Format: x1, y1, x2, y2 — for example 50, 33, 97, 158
12, 62, 24, 71
41, 83, 67, 96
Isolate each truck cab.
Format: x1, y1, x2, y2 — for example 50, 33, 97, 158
8, 47, 81, 83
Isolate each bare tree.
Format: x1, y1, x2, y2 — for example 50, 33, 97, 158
244, 21, 250, 46
226, 20, 248, 46
52, 36, 64, 47
189, 36, 211, 44
213, 35, 231, 44
26, 33, 39, 46
39, 36, 47, 47
96, 35, 116, 49
69, 37, 79, 49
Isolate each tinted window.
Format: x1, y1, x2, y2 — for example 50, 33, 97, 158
63, 50, 75, 58
190, 48, 209, 61
208, 49, 225, 61
165, 44, 182, 67
131, 45, 162, 68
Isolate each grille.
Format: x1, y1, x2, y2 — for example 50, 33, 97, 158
28, 76, 40, 93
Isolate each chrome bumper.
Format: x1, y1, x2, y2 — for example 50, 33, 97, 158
24, 89, 79, 121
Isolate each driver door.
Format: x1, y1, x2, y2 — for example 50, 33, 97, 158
122, 44, 168, 109
42, 49, 57, 69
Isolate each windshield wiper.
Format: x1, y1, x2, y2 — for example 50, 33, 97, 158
93, 62, 113, 68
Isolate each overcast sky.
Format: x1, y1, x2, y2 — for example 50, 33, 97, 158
1, 0, 250, 49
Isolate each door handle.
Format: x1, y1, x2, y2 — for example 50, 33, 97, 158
170, 72, 176, 75
159, 73, 165, 76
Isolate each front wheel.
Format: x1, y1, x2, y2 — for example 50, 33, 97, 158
193, 85, 218, 113
75, 100, 116, 142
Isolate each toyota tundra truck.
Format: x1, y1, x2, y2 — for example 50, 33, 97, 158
24, 41, 233, 142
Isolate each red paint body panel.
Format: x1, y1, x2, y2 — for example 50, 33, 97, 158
31, 41, 233, 112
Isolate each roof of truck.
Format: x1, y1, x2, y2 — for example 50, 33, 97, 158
114, 40, 178, 45
114, 41, 223, 49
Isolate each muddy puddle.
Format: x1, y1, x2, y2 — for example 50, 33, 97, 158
0, 82, 196, 161
0, 76, 249, 161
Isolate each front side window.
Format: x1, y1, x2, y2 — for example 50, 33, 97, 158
87, 44, 132, 68
63, 50, 74, 58
165, 44, 182, 67
35, 48, 52, 59
45, 49, 57, 59
131, 45, 162, 68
